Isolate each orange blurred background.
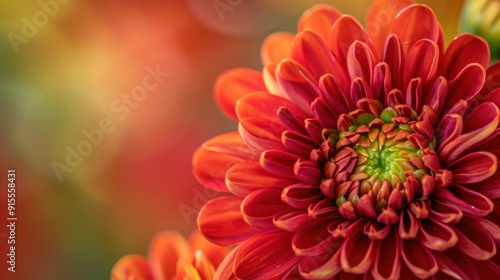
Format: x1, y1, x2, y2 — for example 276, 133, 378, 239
0, 0, 463, 279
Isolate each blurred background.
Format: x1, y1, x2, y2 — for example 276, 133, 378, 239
0, 0, 464, 279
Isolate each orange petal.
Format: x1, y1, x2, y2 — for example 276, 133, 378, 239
198, 196, 264, 246
261, 32, 294, 65
111, 255, 153, 280
214, 68, 266, 120
188, 231, 230, 269
149, 231, 193, 280
193, 133, 257, 192
365, 0, 413, 53
298, 5, 342, 40
174, 259, 201, 280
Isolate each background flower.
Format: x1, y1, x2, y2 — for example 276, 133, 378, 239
194, 0, 500, 279
111, 231, 230, 280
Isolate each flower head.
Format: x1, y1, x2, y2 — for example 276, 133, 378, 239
194, 0, 500, 279
111, 231, 230, 280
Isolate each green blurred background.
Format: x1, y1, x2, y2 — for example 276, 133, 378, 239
0, 0, 463, 279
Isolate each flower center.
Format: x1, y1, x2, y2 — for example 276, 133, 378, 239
317, 106, 433, 220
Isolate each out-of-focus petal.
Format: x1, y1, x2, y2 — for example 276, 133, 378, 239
365, 0, 414, 53
214, 68, 267, 120
261, 32, 294, 65
111, 255, 154, 280
149, 231, 193, 280
298, 5, 342, 40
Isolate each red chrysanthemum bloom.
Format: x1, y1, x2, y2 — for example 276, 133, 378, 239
111, 231, 230, 280
193, 0, 500, 279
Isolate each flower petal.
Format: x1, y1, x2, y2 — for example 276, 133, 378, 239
391, 4, 440, 55
434, 185, 494, 217
226, 161, 298, 197
292, 219, 335, 256
299, 5, 342, 40
372, 228, 401, 280
453, 216, 497, 260
242, 188, 291, 229
401, 238, 439, 278
449, 151, 497, 184
149, 231, 192, 280
443, 63, 486, 113
328, 15, 376, 67
418, 218, 458, 252
111, 255, 153, 280
365, 0, 413, 53
441, 34, 490, 81
261, 32, 294, 65
234, 232, 299, 280
193, 133, 257, 192
213, 246, 239, 280
260, 150, 302, 179
276, 59, 321, 114
188, 231, 230, 269
404, 39, 439, 88
214, 68, 267, 120
198, 196, 264, 246
340, 221, 376, 274
439, 102, 499, 165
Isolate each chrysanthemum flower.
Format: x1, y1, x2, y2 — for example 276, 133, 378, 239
110, 231, 230, 280
193, 0, 500, 279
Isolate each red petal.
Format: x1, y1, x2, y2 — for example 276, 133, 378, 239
242, 188, 290, 229
434, 185, 494, 217
404, 39, 439, 88
298, 5, 342, 40
212, 246, 239, 280
391, 4, 440, 55
433, 248, 480, 280
234, 232, 299, 279
372, 228, 401, 280
198, 196, 264, 246
401, 239, 438, 278
340, 222, 376, 273
282, 183, 323, 209
365, 0, 413, 53
418, 218, 458, 252
298, 238, 343, 279
453, 216, 497, 260
469, 171, 500, 199
443, 63, 486, 112
226, 161, 298, 197
328, 15, 376, 67
441, 34, 490, 81
398, 208, 419, 239
238, 119, 283, 152
292, 219, 334, 256
347, 41, 375, 85
276, 59, 321, 114
260, 150, 301, 179
149, 231, 192, 280
439, 102, 499, 165
449, 151, 497, 184
382, 35, 404, 90
214, 68, 267, 120
261, 32, 294, 65
111, 255, 153, 280
273, 209, 311, 232
193, 133, 257, 192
